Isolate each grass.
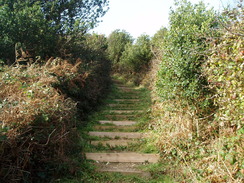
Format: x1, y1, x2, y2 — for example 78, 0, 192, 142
55, 76, 175, 182
57, 171, 175, 183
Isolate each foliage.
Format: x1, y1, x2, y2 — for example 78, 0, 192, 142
80, 33, 108, 61
107, 29, 133, 66
150, 1, 244, 182
156, 0, 218, 116
0, 60, 80, 182
204, 4, 244, 128
0, 0, 109, 63
151, 27, 167, 56
120, 34, 153, 73
0, 56, 111, 182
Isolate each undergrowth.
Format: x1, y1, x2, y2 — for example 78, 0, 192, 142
0, 57, 110, 182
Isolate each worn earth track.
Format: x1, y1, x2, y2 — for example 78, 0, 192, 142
85, 79, 160, 177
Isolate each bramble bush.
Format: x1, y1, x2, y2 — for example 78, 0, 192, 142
204, 4, 244, 129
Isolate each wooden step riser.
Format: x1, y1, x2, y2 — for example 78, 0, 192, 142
91, 140, 135, 146
104, 110, 143, 114
97, 169, 151, 177
98, 121, 137, 126
117, 87, 140, 92
88, 132, 143, 139
86, 152, 160, 163
104, 115, 136, 120
93, 125, 137, 131
107, 104, 143, 108
93, 162, 151, 177
114, 99, 141, 102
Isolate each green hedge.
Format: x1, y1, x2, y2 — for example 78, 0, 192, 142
156, 0, 218, 116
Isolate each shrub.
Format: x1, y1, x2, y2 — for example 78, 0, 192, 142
0, 0, 109, 63
120, 34, 153, 73
204, 5, 244, 128
156, 0, 218, 116
107, 29, 133, 67
0, 56, 111, 182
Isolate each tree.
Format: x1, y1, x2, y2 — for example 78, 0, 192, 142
120, 34, 152, 73
0, 0, 109, 63
107, 29, 133, 65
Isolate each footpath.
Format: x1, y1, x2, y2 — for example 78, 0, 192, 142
85, 79, 160, 180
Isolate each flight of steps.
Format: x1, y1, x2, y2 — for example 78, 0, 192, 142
85, 80, 160, 177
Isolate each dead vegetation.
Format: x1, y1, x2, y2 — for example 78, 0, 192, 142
0, 57, 110, 182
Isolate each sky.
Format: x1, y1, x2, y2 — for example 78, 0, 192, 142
90, 0, 239, 38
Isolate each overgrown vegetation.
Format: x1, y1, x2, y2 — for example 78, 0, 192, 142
148, 1, 243, 182
0, 0, 111, 182
107, 31, 153, 84
106, 0, 243, 182
0, 0, 243, 182
0, 0, 109, 63
0, 56, 110, 182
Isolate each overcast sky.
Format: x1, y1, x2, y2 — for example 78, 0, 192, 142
91, 0, 239, 38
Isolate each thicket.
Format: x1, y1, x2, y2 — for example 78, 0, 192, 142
107, 29, 133, 68
120, 34, 153, 73
107, 31, 153, 84
156, 0, 218, 117
149, 0, 243, 182
0, 57, 110, 182
0, 0, 109, 63
0, 0, 111, 182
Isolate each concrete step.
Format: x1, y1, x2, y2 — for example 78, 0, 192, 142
88, 131, 143, 139
93, 162, 151, 177
98, 120, 137, 126
91, 139, 135, 146
86, 152, 160, 163
93, 125, 136, 131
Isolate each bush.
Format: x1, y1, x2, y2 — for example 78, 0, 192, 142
0, 0, 109, 63
204, 5, 244, 128
0, 56, 111, 182
120, 34, 153, 73
156, 0, 218, 116
107, 29, 133, 67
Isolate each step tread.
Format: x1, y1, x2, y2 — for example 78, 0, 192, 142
94, 162, 151, 177
93, 125, 136, 130
88, 131, 143, 139
98, 120, 137, 126
91, 139, 135, 146
86, 152, 160, 163
107, 103, 141, 107
104, 115, 135, 119
114, 99, 140, 102
105, 110, 143, 114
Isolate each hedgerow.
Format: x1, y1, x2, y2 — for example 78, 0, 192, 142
156, 0, 218, 117
120, 34, 153, 73
150, 1, 243, 182
0, 56, 110, 182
